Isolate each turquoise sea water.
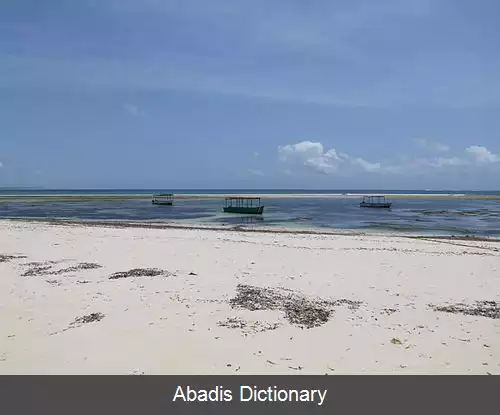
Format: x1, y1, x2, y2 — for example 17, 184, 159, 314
1, 190, 500, 236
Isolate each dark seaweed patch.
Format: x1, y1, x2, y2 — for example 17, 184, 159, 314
55, 262, 102, 274
21, 264, 53, 276
0, 254, 27, 263
432, 301, 500, 319
229, 284, 361, 329
71, 312, 105, 325
21, 261, 101, 277
109, 268, 172, 279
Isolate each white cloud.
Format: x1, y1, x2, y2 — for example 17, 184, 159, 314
254, 152, 260, 157
278, 140, 500, 178
278, 140, 380, 175
414, 156, 469, 168
278, 141, 347, 174
124, 103, 140, 116
247, 168, 264, 176
0, 161, 3, 168
352, 158, 381, 172
465, 145, 500, 164
414, 138, 450, 153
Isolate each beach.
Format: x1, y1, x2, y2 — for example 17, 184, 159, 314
1, 219, 499, 374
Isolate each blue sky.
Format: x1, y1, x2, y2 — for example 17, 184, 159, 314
1, 0, 499, 189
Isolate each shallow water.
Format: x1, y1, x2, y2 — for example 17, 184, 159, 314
1, 197, 500, 236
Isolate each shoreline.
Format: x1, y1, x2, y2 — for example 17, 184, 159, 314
1, 219, 498, 374
3, 218, 500, 243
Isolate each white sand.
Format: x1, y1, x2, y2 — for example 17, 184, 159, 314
0, 219, 499, 374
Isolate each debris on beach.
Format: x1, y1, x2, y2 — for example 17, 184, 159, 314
0, 254, 27, 263
20, 261, 101, 277
391, 338, 403, 345
285, 297, 332, 328
54, 262, 102, 274
71, 312, 105, 325
109, 268, 173, 280
217, 317, 280, 334
381, 308, 398, 315
229, 284, 362, 329
21, 264, 53, 276
46, 279, 62, 286
333, 298, 363, 310
50, 312, 106, 336
432, 301, 500, 319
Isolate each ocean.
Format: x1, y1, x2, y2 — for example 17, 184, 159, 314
1, 188, 500, 196
1, 189, 500, 236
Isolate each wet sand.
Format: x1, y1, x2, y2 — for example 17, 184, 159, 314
0, 219, 499, 374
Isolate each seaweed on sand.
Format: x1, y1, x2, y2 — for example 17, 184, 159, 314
21, 264, 53, 276
109, 268, 173, 280
21, 261, 101, 277
0, 254, 27, 263
229, 284, 287, 311
432, 301, 500, 319
50, 312, 106, 336
229, 284, 361, 329
284, 297, 332, 327
71, 312, 105, 325
217, 317, 280, 334
54, 262, 102, 274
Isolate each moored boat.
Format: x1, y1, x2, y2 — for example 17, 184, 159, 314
223, 197, 264, 214
152, 193, 173, 205
360, 195, 392, 208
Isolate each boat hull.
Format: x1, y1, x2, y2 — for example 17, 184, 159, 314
360, 202, 392, 208
152, 201, 173, 205
223, 206, 264, 214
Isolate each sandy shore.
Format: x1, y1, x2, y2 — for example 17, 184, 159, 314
1, 219, 499, 374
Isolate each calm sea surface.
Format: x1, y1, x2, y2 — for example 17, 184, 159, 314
1, 189, 499, 236
1, 188, 500, 196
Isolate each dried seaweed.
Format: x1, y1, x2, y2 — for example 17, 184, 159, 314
229, 284, 361, 329
21, 261, 100, 277
54, 262, 102, 274
432, 301, 500, 319
71, 312, 105, 325
0, 254, 27, 263
109, 268, 172, 280
22, 265, 53, 277
217, 317, 280, 334
284, 298, 332, 327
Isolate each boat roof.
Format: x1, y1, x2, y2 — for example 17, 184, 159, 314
153, 193, 173, 196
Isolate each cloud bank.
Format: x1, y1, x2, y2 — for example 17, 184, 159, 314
278, 140, 500, 177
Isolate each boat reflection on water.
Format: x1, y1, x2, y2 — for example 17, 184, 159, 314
212, 214, 265, 225
238, 215, 264, 224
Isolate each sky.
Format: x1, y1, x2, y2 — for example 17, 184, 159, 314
1, 0, 499, 189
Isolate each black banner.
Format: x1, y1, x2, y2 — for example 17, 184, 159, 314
0, 376, 497, 414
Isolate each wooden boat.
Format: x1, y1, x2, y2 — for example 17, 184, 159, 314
223, 197, 264, 214
360, 195, 392, 208
152, 193, 173, 205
